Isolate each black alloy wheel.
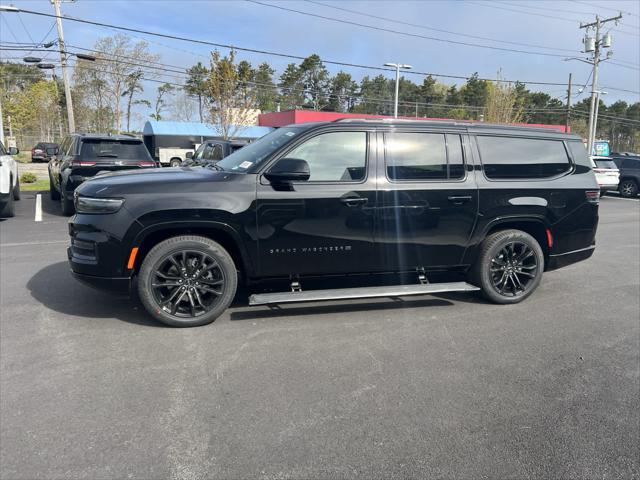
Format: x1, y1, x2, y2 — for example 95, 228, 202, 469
489, 241, 538, 298
619, 179, 638, 198
151, 250, 226, 318
472, 229, 544, 304
138, 235, 237, 327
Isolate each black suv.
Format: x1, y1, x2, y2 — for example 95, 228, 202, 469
68, 120, 599, 327
610, 154, 640, 197
49, 134, 157, 215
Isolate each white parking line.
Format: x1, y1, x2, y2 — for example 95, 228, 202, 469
603, 195, 639, 202
34, 194, 42, 222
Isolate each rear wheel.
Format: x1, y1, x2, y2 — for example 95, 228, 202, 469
472, 229, 544, 304
169, 158, 182, 167
619, 179, 638, 198
137, 235, 237, 327
60, 186, 75, 216
13, 177, 20, 200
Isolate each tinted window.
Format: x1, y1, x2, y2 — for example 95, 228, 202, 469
80, 140, 150, 159
594, 159, 617, 169
478, 136, 571, 179
622, 158, 640, 170
285, 131, 367, 182
386, 132, 464, 180
211, 144, 224, 161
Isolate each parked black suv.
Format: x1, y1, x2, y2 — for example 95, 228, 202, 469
610, 154, 640, 197
68, 120, 599, 327
183, 139, 248, 167
49, 133, 157, 215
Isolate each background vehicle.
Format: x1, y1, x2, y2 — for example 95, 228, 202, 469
69, 120, 599, 327
49, 134, 157, 216
0, 142, 21, 218
142, 120, 274, 167
610, 154, 640, 197
590, 156, 619, 196
183, 139, 248, 166
31, 142, 59, 163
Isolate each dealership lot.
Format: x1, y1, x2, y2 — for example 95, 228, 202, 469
1, 192, 638, 478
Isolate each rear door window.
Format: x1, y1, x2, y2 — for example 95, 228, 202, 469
385, 132, 465, 181
80, 140, 150, 159
478, 136, 572, 179
594, 159, 617, 169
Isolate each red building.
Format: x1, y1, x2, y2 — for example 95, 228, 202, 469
258, 109, 570, 133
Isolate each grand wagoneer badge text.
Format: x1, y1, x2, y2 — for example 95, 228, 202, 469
269, 245, 352, 255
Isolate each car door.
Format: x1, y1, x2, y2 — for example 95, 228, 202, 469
375, 129, 479, 269
255, 128, 378, 277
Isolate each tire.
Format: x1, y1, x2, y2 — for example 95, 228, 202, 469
13, 177, 20, 200
60, 186, 75, 216
49, 175, 60, 200
619, 179, 638, 198
0, 185, 15, 218
169, 158, 182, 167
471, 229, 544, 304
137, 235, 238, 327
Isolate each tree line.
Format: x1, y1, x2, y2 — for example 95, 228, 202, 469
1, 33, 638, 151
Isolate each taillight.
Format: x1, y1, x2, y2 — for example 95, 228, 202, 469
138, 161, 155, 167
585, 190, 600, 204
72, 160, 97, 167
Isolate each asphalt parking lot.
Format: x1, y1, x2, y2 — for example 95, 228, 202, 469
1, 192, 639, 479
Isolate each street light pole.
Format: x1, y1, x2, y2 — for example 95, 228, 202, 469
384, 62, 412, 118
52, 0, 75, 133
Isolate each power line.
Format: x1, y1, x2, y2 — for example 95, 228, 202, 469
571, 0, 640, 19
304, 0, 579, 53
11, 6, 587, 87
247, 0, 573, 58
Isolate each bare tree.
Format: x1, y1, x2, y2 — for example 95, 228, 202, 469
171, 90, 198, 122
484, 69, 524, 124
150, 83, 174, 121
204, 50, 258, 139
122, 70, 144, 132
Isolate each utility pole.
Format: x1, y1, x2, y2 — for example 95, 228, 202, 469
52, 0, 75, 133
384, 62, 412, 118
580, 13, 621, 155
565, 73, 572, 132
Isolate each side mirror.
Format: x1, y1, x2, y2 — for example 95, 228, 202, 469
46, 148, 57, 156
264, 158, 310, 183
185, 151, 193, 159
8, 147, 19, 155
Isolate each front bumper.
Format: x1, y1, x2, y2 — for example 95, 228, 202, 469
546, 245, 595, 271
69, 265, 132, 293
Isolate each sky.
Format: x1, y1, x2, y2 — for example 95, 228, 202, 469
1, 0, 639, 130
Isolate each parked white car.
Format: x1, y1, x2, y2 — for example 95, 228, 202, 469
590, 156, 620, 196
0, 141, 21, 217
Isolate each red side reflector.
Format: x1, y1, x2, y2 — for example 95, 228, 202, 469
127, 247, 139, 269
546, 228, 553, 249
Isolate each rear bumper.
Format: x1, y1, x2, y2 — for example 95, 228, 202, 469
546, 245, 595, 271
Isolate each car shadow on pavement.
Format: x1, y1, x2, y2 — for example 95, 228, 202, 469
229, 297, 453, 321
27, 261, 162, 327
40, 192, 66, 217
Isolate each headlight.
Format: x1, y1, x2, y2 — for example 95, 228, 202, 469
74, 195, 125, 214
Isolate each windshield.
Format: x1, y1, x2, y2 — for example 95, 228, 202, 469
216, 127, 303, 173
80, 140, 151, 160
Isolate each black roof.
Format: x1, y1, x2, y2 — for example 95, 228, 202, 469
288, 118, 578, 140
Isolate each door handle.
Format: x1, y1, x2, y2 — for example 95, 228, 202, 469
447, 195, 472, 205
340, 197, 368, 206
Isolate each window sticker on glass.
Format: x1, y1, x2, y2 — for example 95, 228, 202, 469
285, 131, 296, 136
239, 161, 253, 169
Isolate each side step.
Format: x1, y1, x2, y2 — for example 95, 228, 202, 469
249, 282, 480, 306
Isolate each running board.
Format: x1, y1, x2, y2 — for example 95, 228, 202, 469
249, 282, 480, 306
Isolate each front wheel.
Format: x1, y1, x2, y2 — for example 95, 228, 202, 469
13, 177, 20, 200
137, 235, 238, 327
471, 229, 544, 304
0, 184, 15, 218
60, 187, 75, 216
49, 175, 60, 200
